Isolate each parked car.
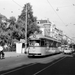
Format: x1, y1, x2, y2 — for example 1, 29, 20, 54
63, 48, 73, 54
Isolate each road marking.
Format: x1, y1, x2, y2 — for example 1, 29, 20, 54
33, 56, 66, 75
1, 63, 37, 75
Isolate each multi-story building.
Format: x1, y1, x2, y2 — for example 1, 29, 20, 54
62, 35, 73, 45
49, 23, 63, 41
67, 37, 72, 44
37, 19, 51, 36
37, 19, 63, 41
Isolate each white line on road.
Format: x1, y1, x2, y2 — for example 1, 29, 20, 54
1, 63, 37, 75
33, 56, 66, 75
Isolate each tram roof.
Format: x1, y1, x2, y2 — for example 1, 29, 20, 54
29, 34, 61, 43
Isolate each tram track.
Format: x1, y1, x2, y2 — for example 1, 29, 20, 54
33, 56, 66, 75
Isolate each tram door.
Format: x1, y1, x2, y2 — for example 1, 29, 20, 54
44, 39, 50, 54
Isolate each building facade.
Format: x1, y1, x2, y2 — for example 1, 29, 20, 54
37, 19, 63, 41
37, 19, 51, 36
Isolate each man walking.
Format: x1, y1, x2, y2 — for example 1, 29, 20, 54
0, 43, 5, 59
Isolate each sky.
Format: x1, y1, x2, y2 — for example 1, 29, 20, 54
0, 0, 75, 39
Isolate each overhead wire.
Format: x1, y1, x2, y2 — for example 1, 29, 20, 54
47, 0, 66, 25
12, 0, 23, 8
57, 4, 75, 8
56, 4, 75, 12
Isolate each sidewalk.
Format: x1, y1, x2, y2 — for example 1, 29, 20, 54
4, 52, 27, 58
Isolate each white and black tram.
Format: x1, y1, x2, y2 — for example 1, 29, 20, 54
28, 34, 61, 56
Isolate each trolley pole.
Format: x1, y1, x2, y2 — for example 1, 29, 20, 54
25, 3, 27, 54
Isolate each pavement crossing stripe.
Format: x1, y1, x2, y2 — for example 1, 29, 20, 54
33, 56, 66, 75
1, 63, 37, 75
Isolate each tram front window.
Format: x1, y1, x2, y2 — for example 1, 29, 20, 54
30, 40, 40, 47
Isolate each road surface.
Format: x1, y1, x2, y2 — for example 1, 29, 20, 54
0, 53, 72, 75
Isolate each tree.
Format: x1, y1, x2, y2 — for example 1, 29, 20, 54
0, 14, 10, 43
0, 3, 41, 45
7, 16, 21, 40
0, 15, 17, 44
9, 16, 16, 25
17, 3, 40, 38
0, 14, 18, 46
0, 14, 7, 30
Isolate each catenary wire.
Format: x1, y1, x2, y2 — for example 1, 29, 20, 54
47, 0, 66, 25
12, 0, 23, 8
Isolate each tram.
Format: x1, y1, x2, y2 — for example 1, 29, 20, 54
28, 34, 61, 56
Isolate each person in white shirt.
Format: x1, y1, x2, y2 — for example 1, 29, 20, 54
0, 43, 5, 59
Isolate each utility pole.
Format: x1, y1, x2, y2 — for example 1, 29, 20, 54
25, 3, 27, 54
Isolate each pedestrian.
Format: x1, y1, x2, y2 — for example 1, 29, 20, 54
0, 42, 5, 59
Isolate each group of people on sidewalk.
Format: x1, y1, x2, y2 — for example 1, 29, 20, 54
0, 42, 5, 59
